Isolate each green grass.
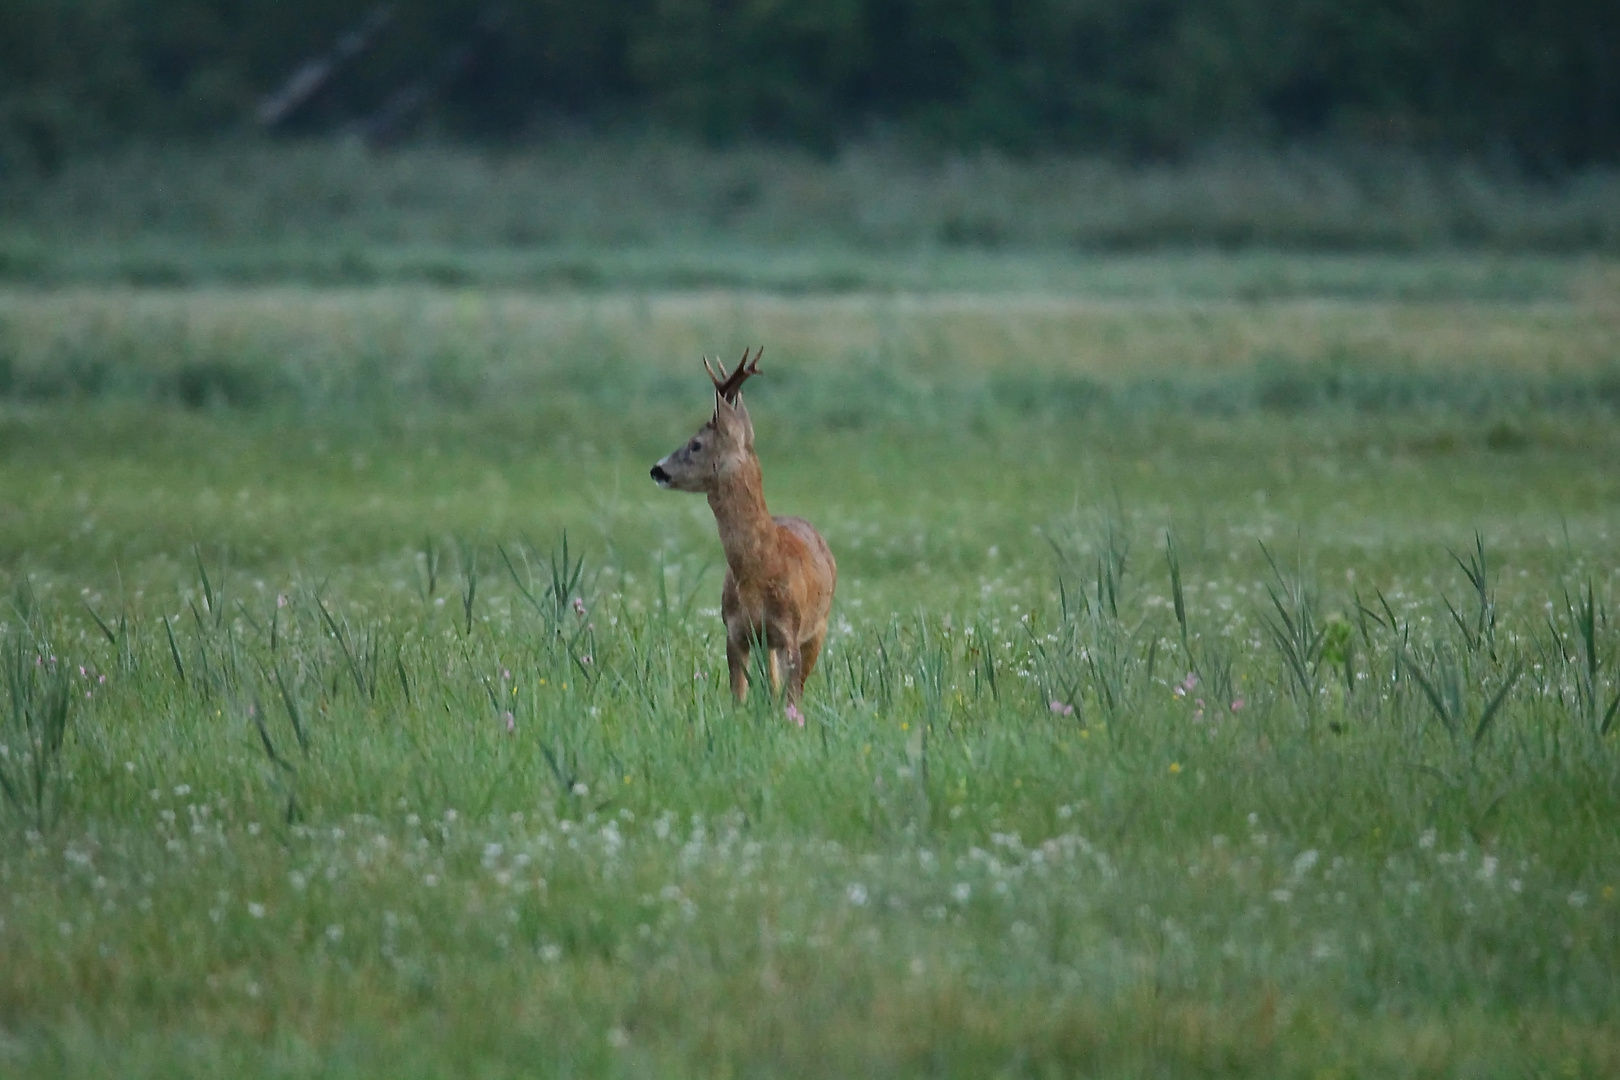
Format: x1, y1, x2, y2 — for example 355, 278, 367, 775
1, 275, 1619, 1077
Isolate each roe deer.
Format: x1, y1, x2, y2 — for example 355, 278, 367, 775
650, 347, 837, 706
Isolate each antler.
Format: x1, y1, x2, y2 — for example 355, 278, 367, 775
703, 346, 764, 404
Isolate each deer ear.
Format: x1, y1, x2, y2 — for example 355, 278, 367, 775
714, 393, 754, 447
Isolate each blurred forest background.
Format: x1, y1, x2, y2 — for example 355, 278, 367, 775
6, 0, 1619, 166
2, 1, 1619, 262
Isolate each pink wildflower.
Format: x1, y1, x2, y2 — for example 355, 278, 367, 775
1049, 699, 1074, 717
572, 597, 586, 618
1230, 698, 1245, 712
785, 703, 805, 728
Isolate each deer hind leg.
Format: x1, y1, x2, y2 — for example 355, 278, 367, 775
777, 640, 807, 704
726, 637, 750, 703
798, 632, 825, 685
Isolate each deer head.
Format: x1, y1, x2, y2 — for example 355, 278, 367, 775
650, 347, 762, 492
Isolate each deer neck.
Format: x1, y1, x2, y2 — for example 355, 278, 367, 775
708, 455, 777, 578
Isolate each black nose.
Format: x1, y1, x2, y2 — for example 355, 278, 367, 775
650, 464, 670, 484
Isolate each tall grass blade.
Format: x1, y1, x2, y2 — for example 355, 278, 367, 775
1401, 651, 1455, 736
1257, 542, 1326, 717
194, 545, 221, 625
84, 602, 120, 645
419, 535, 439, 601
269, 663, 309, 753
459, 545, 478, 636
163, 617, 186, 685
1445, 533, 1496, 658
498, 543, 544, 617
0, 634, 75, 831
1166, 532, 1188, 654
1473, 663, 1523, 747
249, 697, 294, 774
314, 593, 373, 700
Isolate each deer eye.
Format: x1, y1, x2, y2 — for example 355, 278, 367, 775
690, 438, 703, 451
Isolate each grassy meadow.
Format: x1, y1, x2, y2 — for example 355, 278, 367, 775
1, 254, 1619, 1076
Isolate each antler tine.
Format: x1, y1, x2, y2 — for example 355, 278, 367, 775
710, 345, 764, 403
702, 354, 728, 393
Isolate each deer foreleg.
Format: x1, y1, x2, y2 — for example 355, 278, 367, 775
767, 649, 782, 697
780, 641, 805, 704
726, 637, 750, 703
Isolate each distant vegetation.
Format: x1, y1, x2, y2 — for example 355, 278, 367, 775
3, 1, 1618, 172
3, 140, 1619, 288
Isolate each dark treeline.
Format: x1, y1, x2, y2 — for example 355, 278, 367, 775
3, 0, 1618, 171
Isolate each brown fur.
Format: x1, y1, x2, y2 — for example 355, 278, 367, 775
650, 352, 836, 704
